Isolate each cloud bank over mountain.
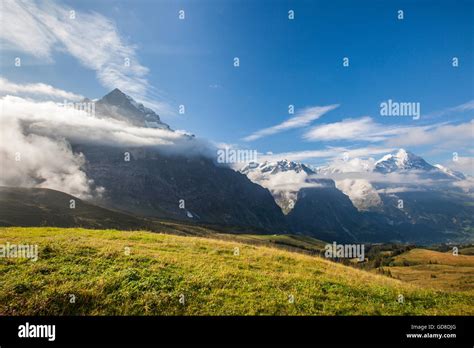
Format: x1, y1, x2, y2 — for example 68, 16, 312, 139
0, 77, 84, 101
0, 90, 213, 198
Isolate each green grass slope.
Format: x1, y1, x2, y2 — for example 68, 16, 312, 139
0, 227, 472, 315
386, 249, 474, 292
0, 187, 165, 232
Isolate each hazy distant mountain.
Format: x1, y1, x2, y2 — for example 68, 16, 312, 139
241, 158, 383, 213
241, 159, 318, 214
371, 148, 466, 183
241, 159, 315, 176
240, 150, 473, 243
311, 149, 470, 212
239, 159, 398, 242
315, 149, 465, 181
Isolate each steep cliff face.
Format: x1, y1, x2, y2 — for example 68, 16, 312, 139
76, 144, 289, 233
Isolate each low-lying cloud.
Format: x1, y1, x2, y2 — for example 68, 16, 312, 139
335, 179, 382, 211
0, 114, 96, 199
245, 168, 323, 194
0, 77, 84, 101
0, 95, 213, 198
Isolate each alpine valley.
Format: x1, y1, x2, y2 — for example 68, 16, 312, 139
1, 89, 473, 245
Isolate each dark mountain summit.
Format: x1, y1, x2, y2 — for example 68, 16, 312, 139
95, 88, 171, 130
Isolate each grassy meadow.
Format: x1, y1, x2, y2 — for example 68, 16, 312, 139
0, 227, 473, 315
385, 248, 474, 292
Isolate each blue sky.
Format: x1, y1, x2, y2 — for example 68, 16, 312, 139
1, 0, 473, 170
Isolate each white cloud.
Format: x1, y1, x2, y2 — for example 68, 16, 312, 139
0, 77, 83, 101
385, 120, 474, 148
426, 99, 474, 118
444, 156, 474, 177
1, 95, 210, 150
0, 95, 212, 197
246, 169, 320, 194
450, 100, 474, 113
452, 177, 474, 195
317, 157, 376, 174
0, 0, 173, 115
324, 170, 436, 184
335, 179, 382, 211
303, 117, 379, 142
243, 164, 326, 212
0, 0, 57, 59
303, 116, 436, 142
242, 104, 339, 141
258, 146, 394, 164
0, 114, 96, 199
376, 187, 426, 194
302, 115, 472, 155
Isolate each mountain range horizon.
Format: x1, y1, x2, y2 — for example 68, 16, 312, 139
1, 87, 472, 245
86, 88, 472, 178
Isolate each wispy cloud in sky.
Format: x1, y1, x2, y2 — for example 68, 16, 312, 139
302, 116, 434, 142
242, 104, 339, 141
425, 99, 474, 118
0, 77, 84, 101
303, 117, 381, 142
302, 115, 473, 151
442, 156, 474, 177
385, 120, 473, 148
0, 0, 173, 115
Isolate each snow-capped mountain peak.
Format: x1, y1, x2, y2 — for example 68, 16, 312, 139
374, 148, 434, 173
241, 159, 315, 175
434, 164, 466, 180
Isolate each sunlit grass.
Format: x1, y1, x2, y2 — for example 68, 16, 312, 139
386, 248, 474, 292
0, 227, 472, 315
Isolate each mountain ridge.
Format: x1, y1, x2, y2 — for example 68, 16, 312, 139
95, 88, 171, 130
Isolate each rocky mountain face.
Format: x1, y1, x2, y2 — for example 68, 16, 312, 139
76, 144, 289, 233
95, 88, 171, 130
76, 90, 288, 233
285, 182, 402, 243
